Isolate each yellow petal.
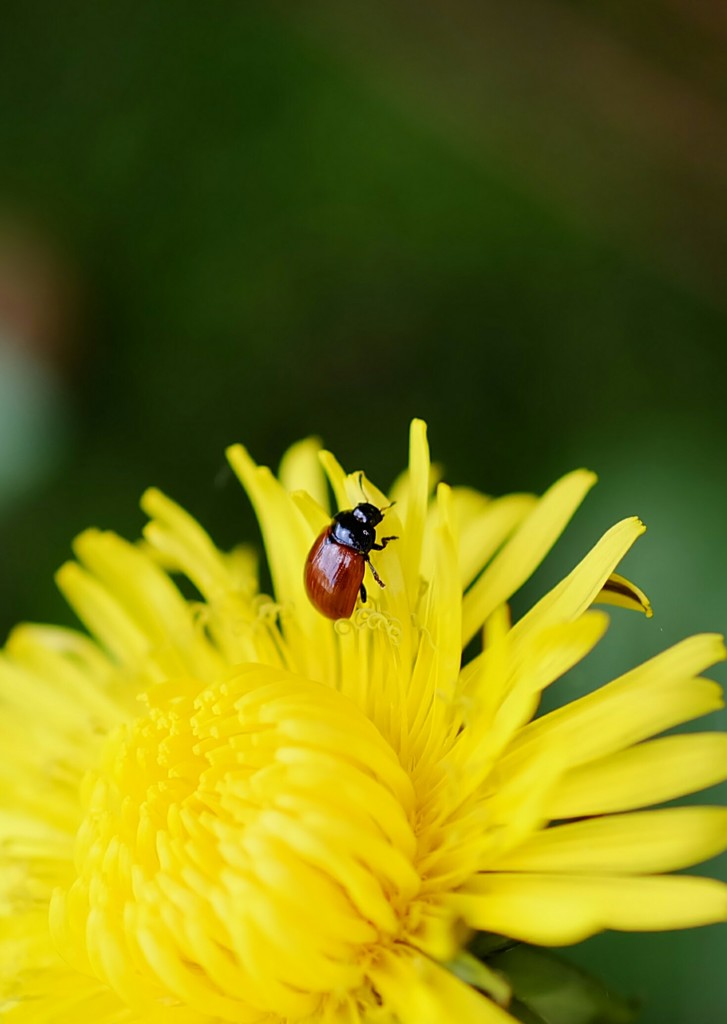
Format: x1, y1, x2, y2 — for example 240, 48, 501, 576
278, 436, 328, 510
59, 530, 222, 682
0, 972, 136, 1024
503, 633, 727, 773
490, 807, 727, 874
462, 469, 597, 646
317, 449, 349, 513
450, 873, 727, 944
227, 444, 312, 612
409, 484, 462, 748
596, 571, 652, 617
2, 625, 120, 732
490, 611, 610, 742
510, 517, 646, 644
72, 530, 192, 643
290, 489, 330, 534
449, 490, 537, 590
546, 733, 727, 817
371, 949, 518, 1024
398, 418, 431, 608
55, 561, 150, 668
141, 487, 244, 598
227, 444, 336, 682
456, 612, 609, 789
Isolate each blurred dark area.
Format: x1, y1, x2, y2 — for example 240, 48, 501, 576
1, 2, 726, 1019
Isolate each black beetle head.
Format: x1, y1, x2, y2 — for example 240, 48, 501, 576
352, 502, 383, 527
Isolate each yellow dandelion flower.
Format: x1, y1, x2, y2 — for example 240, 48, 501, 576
1, 419, 726, 1024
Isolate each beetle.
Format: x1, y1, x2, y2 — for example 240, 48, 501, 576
304, 495, 398, 620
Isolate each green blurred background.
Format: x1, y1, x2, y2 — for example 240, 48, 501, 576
1, 2, 726, 1020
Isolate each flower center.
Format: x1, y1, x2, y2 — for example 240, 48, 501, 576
51, 665, 420, 1021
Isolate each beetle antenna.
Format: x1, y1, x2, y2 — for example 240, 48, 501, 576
358, 471, 396, 515
358, 471, 396, 517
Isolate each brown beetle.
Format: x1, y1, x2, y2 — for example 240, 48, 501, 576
304, 500, 397, 619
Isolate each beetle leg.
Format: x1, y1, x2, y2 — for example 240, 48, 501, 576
371, 535, 398, 551
359, 581, 367, 604
366, 556, 386, 589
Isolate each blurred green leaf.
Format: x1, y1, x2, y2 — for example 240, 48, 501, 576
469, 937, 639, 1024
